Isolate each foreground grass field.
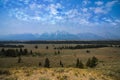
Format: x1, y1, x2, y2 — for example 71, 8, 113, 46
0, 67, 118, 80
0, 44, 120, 80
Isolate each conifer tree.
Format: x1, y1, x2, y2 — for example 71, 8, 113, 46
86, 56, 98, 68
76, 58, 80, 68
44, 58, 50, 68
76, 58, 84, 68
90, 56, 98, 68
39, 62, 42, 66
79, 60, 84, 68
86, 58, 91, 67
18, 56, 22, 63
60, 60, 64, 67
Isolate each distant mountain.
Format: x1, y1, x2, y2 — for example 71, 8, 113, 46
0, 31, 120, 40
100, 32, 120, 40
77, 33, 104, 40
0, 34, 37, 40
39, 31, 79, 40
38, 31, 105, 40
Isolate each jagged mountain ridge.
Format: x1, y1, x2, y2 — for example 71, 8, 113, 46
0, 31, 120, 40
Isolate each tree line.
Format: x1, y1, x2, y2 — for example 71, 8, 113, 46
54, 44, 109, 50
0, 48, 31, 57
1, 41, 120, 45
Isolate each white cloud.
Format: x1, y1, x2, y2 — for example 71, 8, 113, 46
48, 3, 62, 15
111, 22, 117, 25
102, 17, 119, 26
50, 6, 58, 15
106, 1, 118, 8
16, 11, 30, 21
105, 0, 118, 12
9, 2, 65, 23
65, 9, 79, 18
82, 0, 90, 6
93, 1, 118, 14
115, 19, 120, 23
29, 3, 45, 10
94, 7, 105, 14
63, 8, 93, 25
29, 3, 36, 10
79, 19, 89, 24
31, 16, 41, 21
44, 0, 53, 2
55, 16, 63, 20
82, 8, 88, 12
95, 1, 103, 6
6, 0, 119, 26
102, 17, 112, 22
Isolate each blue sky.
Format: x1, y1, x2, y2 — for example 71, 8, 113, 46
0, 0, 120, 36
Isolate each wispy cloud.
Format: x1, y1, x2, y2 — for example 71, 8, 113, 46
82, 0, 90, 6
92, 0, 118, 14
95, 1, 103, 6
48, 3, 62, 15
0, 0, 120, 27
81, 8, 88, 12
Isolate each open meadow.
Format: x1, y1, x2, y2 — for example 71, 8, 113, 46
0, 41, 120, 80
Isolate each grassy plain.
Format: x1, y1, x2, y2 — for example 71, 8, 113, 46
0, 43, 120, 80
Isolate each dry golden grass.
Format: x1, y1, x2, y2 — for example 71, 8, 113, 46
0, 67, 116, 80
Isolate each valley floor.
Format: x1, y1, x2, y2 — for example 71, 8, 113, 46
0, 44, 120, 80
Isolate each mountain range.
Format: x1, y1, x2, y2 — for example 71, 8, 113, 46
0, 31, 120, 40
